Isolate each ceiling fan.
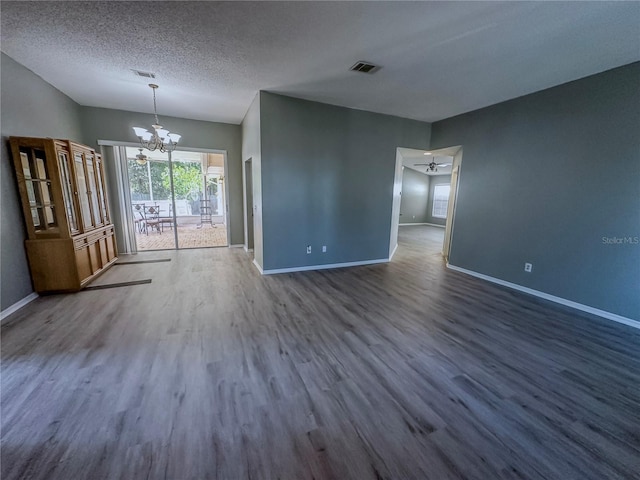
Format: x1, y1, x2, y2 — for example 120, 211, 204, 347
413, 159, 451, 172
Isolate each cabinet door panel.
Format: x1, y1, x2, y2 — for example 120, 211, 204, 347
85, 155, 103, 227
57, 149, 79, 234
107, 232, 117, 261
20, 148, 58, 232
75, 244, 92, 283
95, 156, 109, 224
98, 237, 108, 266
74, 152, 93, 230
88, 241, 101, 274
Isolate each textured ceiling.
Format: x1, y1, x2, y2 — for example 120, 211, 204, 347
2, 1, 639, 125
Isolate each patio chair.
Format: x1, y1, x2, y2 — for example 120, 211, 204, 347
133, 203, 146, 233
158, 203, 175, 232
143, 204, 162, 235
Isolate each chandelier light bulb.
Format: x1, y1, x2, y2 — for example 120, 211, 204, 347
135, 148, 148, 166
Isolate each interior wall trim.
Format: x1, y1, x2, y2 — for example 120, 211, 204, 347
252, 259, 264, 274
229, 244, 245, 248
260, 258, 389, 276
399, 223, 446, 228
1, 292, 39, 324
389, 244, 399, 260
447, 264, 640, 330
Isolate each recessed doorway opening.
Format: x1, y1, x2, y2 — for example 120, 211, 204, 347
390, 145, 463, 260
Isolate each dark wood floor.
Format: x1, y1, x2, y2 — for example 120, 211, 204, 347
2, 226, 639, 480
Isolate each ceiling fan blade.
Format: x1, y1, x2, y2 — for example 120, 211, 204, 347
436, 163, 452, 167
413, 163, 429, 166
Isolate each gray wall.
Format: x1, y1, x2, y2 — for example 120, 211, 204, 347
431, 62, 640, 320
426, 174, 452, 226
399, 168, 430, 224
241, 94, 263, 267
260, 92, 431, 270
80, 106, 244, 245
1, 53, 84, 310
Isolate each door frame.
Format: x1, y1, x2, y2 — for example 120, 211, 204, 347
389, 148, 404, 259
243, 158, 254, 252
442, 147, 463, 261
388, 145, 463, 262
98, 140, 230, 250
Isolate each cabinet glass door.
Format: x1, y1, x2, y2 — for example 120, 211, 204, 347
20, 148, 57, 231
74, 152, 93, 230
57, 149, 79, 233
85, 155, 103, 227
95, 156, 109, 223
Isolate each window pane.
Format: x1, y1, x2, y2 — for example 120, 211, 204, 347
35, 156, 47, 179
20, 152, 32, 179
26, 181, 37, 205
31, 208, 41, 227
432, 184, 450, 219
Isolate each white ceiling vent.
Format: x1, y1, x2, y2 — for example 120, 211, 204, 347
132, 69, 156, 79
350, 61, 380, 74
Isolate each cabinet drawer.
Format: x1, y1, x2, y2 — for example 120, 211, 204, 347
87, 231, 104, 244
74, 226, 114, 249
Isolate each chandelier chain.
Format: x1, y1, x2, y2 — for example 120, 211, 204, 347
152, 86, 160, 126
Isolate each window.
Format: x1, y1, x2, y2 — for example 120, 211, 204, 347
432, 184, 450, 218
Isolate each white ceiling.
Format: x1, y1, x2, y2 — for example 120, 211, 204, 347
2, 2, 639, 125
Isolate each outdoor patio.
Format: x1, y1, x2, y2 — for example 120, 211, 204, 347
135, 222, 227, 250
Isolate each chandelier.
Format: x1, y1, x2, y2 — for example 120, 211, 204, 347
132, 84, 181, 153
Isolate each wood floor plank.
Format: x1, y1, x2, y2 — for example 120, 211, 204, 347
2, 225, 639, 479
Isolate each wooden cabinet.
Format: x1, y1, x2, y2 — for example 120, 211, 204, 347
9, 137, 118, 292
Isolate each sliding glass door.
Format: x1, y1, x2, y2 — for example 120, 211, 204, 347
127, 148, 176, 250
124, 147, 228, 251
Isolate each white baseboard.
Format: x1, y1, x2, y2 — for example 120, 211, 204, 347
229, 244, 244, 248
446, 264, 640, 330
252, 259, 264, 274
244, 246, 254, 253
1, 292, 38, 323
389, 243, 398, 260
261, 257, 389, 275
399, 222, 446, 228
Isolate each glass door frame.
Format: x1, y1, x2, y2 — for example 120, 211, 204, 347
97, 140, 230, 253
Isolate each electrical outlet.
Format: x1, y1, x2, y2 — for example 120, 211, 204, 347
322, 245, 327, 253
524, 262, 533, 273
306, 245, 312, 254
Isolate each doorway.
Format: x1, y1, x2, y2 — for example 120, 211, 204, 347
124, 146, 228, 251
390, 146, 462, 260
